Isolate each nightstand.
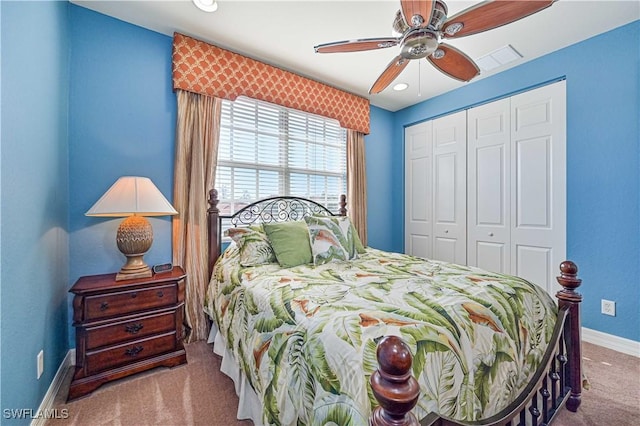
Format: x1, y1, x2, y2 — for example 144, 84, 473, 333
68, 267, 187, 400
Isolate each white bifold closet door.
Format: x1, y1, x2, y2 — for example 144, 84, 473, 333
405, 81, 566, 295
405, 121, 433, 259
405, 111, 467, 264
467, 81, 566, 294
467, 98, 512, 274
432, 111, 467, 264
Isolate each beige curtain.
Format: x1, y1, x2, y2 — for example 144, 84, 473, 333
172, 90, 222, 342
347, 129, 368, 246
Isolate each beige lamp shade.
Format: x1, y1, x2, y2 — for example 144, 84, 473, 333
86, 176, 177, 281
86, 176, 177, 217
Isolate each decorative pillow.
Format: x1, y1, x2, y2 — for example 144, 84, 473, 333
344, 218, 366, 254
263, 221, 313, 268
312, 214, 366, 255
225, 224, 276, 267
304, 216, 358, 265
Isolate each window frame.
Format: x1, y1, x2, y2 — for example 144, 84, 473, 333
215, 96, 348, 215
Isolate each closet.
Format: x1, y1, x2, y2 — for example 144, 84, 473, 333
405, 81, 566, 295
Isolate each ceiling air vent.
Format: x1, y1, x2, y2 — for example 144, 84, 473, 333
475, 45, 522, 72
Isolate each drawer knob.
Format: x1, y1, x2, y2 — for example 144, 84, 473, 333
125, 346, 144, 357
157, 291, 164, 298
125, 323, 144, 334
130, 292, 137, 298
100, 302, 109, 311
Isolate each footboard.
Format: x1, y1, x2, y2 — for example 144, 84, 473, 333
370, 261, 583, 426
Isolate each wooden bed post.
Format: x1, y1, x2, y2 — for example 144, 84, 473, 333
370, 336, 420, 426
339, 194, 347, 216
208, 189, 220, 275
555, 260, 583, 412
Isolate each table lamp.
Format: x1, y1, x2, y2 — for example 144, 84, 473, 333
86, 176, 178, 281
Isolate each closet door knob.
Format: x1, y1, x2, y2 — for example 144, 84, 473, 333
444, 229, 449, 234
488, 232, 494, 237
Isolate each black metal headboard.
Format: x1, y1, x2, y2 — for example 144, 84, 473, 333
225, 196, 336, 227
207, 190, 347, 273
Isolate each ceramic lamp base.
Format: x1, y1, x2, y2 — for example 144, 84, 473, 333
116, 254, 153, 281
115, 215, 154, 281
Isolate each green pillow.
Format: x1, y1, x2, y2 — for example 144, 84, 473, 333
263, 220, 313, 268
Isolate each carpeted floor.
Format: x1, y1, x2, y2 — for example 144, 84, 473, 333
46, 341, 639, 426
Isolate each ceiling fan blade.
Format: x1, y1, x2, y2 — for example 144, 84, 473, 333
369, 55, 410, 94
314, 37, 399, 54
401, 0, 435, 28
427, 44, 480, 82
442, 0, 555, 38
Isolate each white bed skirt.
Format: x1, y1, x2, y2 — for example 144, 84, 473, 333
207, 324, 264, 425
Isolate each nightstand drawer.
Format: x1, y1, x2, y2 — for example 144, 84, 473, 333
84, 284, 177, 321
85, 332, 177, 375
85, 310, 177, 350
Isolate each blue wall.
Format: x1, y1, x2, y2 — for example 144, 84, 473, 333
1, 1, 70, 421
364, 106, 402, 252
394, 21, 640, 342
1, 3, 637, 418
67, 5, 177, 345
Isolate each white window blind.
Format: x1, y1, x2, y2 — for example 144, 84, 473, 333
216, 96, 347, 215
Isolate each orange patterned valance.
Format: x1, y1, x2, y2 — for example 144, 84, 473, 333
172, 33, 370, 134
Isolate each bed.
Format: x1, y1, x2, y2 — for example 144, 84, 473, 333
204, 190, 583, 426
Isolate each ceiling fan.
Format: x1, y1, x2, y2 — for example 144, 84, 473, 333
314, 0, 556, 94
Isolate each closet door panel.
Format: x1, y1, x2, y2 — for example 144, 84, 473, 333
477, 145, 507, 224
405, 121, 433, 258
515, 137, 551, 228
432, 111, 467, 264
476, 242, 507, 273
409, 235, 431, 259
515, 245, 552, 292
467, 99, 510, 273
511, 81, 566, 294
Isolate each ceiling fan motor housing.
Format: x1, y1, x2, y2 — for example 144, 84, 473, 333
401, 30, 438, 59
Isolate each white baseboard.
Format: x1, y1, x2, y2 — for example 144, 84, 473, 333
582, 327, 640, 358
30, 349, 75, 426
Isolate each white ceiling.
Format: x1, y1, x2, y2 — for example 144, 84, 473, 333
71, 0, 639, 112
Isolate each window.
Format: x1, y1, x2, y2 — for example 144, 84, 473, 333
216, 96, 347, 215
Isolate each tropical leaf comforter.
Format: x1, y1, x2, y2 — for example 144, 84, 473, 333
204, 246, 557, 425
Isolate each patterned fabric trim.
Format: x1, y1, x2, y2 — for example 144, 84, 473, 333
172, 33, 370, 134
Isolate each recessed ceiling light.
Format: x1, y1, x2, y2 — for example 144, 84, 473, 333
393, 83, 409, 91
193, 0, 218, 12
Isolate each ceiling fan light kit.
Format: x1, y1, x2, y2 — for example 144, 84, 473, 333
314, 0, 556, 94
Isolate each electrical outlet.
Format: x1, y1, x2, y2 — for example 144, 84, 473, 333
601, 299, 616, 317
37, 350, 44, 379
